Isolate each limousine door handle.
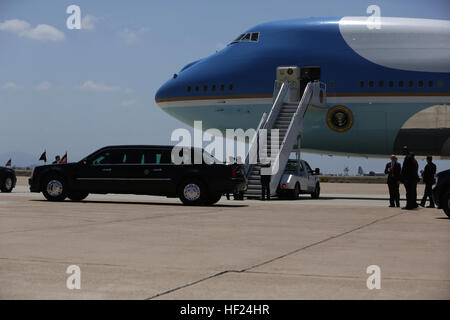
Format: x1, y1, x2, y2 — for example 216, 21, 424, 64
151, 168, 163, 172
101, 168, 112, 172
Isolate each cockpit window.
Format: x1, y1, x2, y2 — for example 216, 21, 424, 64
241, 33, 251, 41
230, 32, 259, 44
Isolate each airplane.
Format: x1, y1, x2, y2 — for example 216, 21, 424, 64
155, 16, 450, 158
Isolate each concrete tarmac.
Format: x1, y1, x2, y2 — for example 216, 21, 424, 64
0, 177, 449, 299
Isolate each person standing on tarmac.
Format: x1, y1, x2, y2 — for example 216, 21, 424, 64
401, 146, 419, 210
420, 156, 437, 208
260, 162, 271, 201
385, 155, 401, 207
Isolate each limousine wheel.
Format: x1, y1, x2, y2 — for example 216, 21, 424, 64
68, 191, 89, 202
1, 176, 14, 193
179, 179, 207, 205
205, 193, 222, 206
42, 175, 67, 201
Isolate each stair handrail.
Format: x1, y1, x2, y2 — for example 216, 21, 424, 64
244, 82, 289, 177
245, 111, 267, 175
267, 81, 317, 194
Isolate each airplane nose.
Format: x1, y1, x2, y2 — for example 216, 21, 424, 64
155, 78, 174, 105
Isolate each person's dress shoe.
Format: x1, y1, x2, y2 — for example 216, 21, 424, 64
426, 205, 435, 208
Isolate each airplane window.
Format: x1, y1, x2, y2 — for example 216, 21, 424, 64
418, 80, 424, 88
398, 80, 404, 88
369, 80, 374, 88
251, 32, 259, 42
428, 80, 434, 88
187, 86, 191, 92
388, 80, 394, 88
438, 80, 443, 88
378, 80, 384, 88
231, 34, 245, 43
195, 85, 199, 92
229, 84, 233, 91
359, 80, 364, 88
203, 85, 208, 92
220, 84, 225, 91
408, 80, 414, 88
211, 84, 216, 91
329, 80, 335, 88
230, 32, 259, 44
241, 33, 251, 41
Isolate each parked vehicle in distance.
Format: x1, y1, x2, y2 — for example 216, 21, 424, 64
277, 159, 320, 200
0, 166, 17, 193
432, 169, 450, 218
29, 145, 247, 206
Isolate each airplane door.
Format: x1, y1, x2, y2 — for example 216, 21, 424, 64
300, 66, 321, 95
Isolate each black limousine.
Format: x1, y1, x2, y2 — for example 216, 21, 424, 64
0, 166, 16, 193
433, 169, 450, 218
29, 145, 247, 205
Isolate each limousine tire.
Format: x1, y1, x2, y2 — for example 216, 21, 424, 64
42, 174, 67, 202
205, 193, 222, 206
1, 176, 14, 193
68, 191, 89, 202
178, 179, 207, 206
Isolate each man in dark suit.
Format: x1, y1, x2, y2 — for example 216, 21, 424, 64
260, 162, 271, 201
401, 146, 419, 210
420, 156, 437, 208
385, 155, 401, 207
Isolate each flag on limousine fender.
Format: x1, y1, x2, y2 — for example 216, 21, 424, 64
60, 152, 67, 164
5, 159, 11, 167
39, 150, 47, 163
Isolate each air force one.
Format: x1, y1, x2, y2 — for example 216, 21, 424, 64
155, 16, 450, 158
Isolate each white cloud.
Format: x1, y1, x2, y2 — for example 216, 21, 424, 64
35, 81, 52, 90
81, 15, 97, 30
80, 80, 121, 92
118, 29, 137, 44
0, 19, 65, 41
80, 80, 132, 94
118, 27, 150, 44
2, 82, 20, 89
121, 99, 136, 107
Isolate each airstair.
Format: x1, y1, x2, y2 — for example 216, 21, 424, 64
244, 66, 327, 198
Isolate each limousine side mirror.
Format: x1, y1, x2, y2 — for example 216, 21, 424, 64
315, 168, 320, 175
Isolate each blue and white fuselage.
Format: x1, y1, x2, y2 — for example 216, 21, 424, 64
155, 17, 450, 157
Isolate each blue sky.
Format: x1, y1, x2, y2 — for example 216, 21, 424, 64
0, 0, 449, 173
